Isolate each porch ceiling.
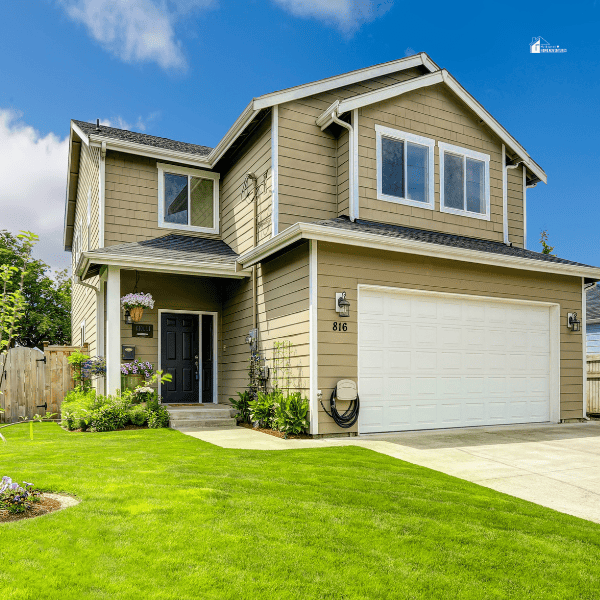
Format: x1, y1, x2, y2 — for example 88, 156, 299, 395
78, 234, 250, 280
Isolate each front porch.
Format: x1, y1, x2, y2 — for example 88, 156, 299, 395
77, 234, 252, 404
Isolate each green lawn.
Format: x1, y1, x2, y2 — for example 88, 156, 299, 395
1, 424, 600, 600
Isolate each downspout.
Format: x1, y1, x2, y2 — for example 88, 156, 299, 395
503, 155, 526, 246
99, 141, 106, 249
75, 276, 99, 293
331, 111, 356, 222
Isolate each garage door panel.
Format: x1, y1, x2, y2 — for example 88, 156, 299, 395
359, 289, 551, 433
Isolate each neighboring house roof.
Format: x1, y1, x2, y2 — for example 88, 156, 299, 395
73, 121, 212, 157
78, 234, 250, 280
238, 216, 600, 281
587, 284, 600, 322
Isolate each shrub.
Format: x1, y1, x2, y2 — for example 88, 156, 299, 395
90, 397, 132, 432
129, 405, 147, 426
61, 388, 105, 431
275, 392, 309, 435
0, 477, 41, 514
229, 390, 251, 424
249, 391, 278, 428
147, 405, 169, 429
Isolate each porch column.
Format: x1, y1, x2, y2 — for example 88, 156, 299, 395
105, 265, 121, 396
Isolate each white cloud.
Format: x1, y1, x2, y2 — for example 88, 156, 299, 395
99, 111, 160, 132
271, 0, 393, 34
59, 0, 215, 71
0, 110, 70, 272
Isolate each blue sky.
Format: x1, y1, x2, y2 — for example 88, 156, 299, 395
0, 0, 598, 271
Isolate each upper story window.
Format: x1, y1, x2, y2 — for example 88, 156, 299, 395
439, 142, 490, 221
158, 163, 220, 234
375, 125, 435, 210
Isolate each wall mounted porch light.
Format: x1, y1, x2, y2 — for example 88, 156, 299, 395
336, 292, 350, 318
567, 312, 581, 332
124, 309, 133, 325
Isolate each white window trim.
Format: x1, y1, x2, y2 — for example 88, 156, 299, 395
375, 124, 435, 211
157, 163, 220, 235
439, 141, 491, 221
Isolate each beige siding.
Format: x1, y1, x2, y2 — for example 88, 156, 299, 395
358, 84, 506, 241
71, 143, 100, 354
316, 242, 583, 435
220, 116, 272, 254
278, 68, 425, 232
220, 244, 310, 404
119, 271, 222, 391
507, 165, 525, 248
337, 129, 349, 216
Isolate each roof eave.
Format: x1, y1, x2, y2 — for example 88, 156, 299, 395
78, 251, 251, 280
238, 222, 600, 280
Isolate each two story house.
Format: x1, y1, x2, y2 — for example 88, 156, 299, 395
66, 53, 600, 436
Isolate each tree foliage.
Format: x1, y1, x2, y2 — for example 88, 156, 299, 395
539, 230, 555, 256
0, 230, 71, 347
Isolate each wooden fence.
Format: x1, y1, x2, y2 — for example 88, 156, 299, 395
587, 354, 600, 415
0, 344, 88, 423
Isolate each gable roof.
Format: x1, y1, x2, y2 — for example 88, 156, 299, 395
316, 70, 547, 185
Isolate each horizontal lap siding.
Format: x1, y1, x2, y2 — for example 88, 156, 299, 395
358, 84, 505, 241
220, 244, 310, 404
104, 152, 221, 247
220, 117, 272, 254
72, 143, 100, 354
119, 270, 222, 391
278, 68, 425, 232
507, 166, 525, 248
317, 242, 583, 435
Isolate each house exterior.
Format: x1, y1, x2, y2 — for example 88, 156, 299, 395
65, 53, 600, 436
586, 284, 600, 354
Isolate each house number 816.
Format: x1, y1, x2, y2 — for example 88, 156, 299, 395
333, 322, 348, 332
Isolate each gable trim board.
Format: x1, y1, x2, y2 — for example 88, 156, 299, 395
238, 221, 600, 281
315, 69, 547, 186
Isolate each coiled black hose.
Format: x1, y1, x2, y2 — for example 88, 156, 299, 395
320, 387, 360, 429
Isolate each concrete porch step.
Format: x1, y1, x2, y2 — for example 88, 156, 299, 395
170, 418, 237, 430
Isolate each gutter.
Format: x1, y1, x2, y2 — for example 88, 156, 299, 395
237, 221, 600, 281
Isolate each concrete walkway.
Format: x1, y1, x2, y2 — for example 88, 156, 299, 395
181, 422, 600, 524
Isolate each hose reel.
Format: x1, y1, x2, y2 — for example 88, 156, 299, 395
320, 379, 360, 429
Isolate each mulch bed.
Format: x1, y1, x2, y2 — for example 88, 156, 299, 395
63, 425, 148, 433
0, 495, 62, 523
240, 422, 312, 440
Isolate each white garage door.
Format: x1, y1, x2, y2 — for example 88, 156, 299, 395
358, 288, 552, 434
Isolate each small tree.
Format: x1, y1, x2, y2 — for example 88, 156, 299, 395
539, 230, 555, 255
0, 231, 38, 393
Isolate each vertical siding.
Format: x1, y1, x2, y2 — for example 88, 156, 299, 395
317, 242, 583, 435
220, 116, 272, 255
358, 84, 504, 241
220, 244, 310, 404
278, 68, 425, 232
71, 143, 100, 354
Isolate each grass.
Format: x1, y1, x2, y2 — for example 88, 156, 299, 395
1, 424, 600, 600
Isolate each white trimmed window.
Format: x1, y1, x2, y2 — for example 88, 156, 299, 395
158, 163, 220, 234
376, 125, 435, 210
439, 142, 490, 220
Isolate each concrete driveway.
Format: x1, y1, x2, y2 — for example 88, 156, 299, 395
187, 421, 600, 524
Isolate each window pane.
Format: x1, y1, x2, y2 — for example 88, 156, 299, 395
466, 158, 484, 214
381, 136, 404, 198
406, 142, 428, 203
190, 177, 214, 229
164, 173, 188, 224
444, 153, 464, 210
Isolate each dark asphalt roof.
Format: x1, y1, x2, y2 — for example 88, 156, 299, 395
73, 120, 212, 157
86, 234, 238, 268
587, 284, 600, 320
315, 217, 596, 269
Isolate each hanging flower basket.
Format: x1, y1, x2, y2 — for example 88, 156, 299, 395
120, 293, 154, 323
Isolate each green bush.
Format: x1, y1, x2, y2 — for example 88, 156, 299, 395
147, 405, 169, 429
249, 391, 278, 428
229, 390, 251, 424
90, 397, 132, 432
275, 392, 309, 435
61, 388, 106, 431
129, 405, 147, 426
